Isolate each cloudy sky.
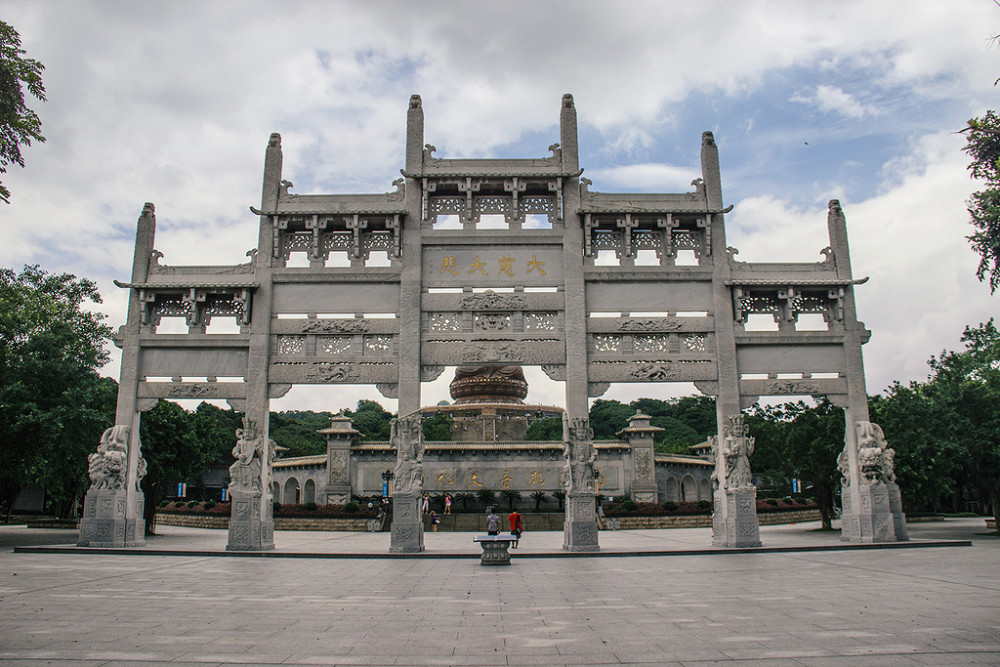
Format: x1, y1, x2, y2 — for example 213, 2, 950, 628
2, 1, 997, 414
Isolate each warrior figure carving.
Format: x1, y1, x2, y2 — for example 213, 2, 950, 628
230, 416, 263, 494
392, 413, 425, 494
721, 415, 754, 490
562, 416, 597, 494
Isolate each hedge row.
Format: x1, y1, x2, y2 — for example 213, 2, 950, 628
603, 496, 817, 517
157, 500, 377, 518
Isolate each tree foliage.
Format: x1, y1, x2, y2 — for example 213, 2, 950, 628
962, 110, 1000, 292
0, 265, 112, 518
0, 20, 46, 204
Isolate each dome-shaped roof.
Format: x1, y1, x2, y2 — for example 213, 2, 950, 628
449, 366, 528, 404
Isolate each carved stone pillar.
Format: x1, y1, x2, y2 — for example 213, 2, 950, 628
389, 413, 425, 553
78, 424, 146, 547
319, 413, 359, 504
711, 415, 761, 548
839, 421, 907, 542
618, 412, 662, 504
562, 416, 600, 552
226, 415, 275, 551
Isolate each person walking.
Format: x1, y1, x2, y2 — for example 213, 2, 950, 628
508, 509, 524, 549
486, 508, 500, 535
430, 510, 439, 533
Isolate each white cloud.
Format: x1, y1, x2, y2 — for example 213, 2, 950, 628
1, 0, 996, 413
791, 85, 883, 119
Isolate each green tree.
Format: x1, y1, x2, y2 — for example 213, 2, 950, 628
925, 320, 1000, 515
0, 20, 46, 204
421, 413, 453, 441
525, 415, 562, 440
588, 399, 633, 438
192, 402, 242, 466
748, 400, 844, 529
476, 488, 497, 510
33, 375, 117, 518
499, 489, 521, 510
962, 110, 1000, 292
269, 410, 331, 457
139, 400, 211, 534
529, 490, 548, 511
0, 265, 111, 519
348, 400, 393, 441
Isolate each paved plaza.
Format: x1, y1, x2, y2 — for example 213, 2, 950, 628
1, 519, 998, 666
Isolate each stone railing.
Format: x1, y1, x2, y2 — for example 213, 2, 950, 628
156, 513, 374, 531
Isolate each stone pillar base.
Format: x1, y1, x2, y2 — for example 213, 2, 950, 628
389, 492, 424, 553
226, 491, 274, 551
78, 489, 145, 547
841, 482, 900, 543
563, 494, 600, 552
712, 487, 761, 548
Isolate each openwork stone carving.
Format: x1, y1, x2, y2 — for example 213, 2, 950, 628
525, 312, 557, 330
302, 319, 371, 334
88, 425, 130, 490
391, 413, 425, 494
460, 292, 526, 310
620, 318, 683, 332
230, 416, 264, 494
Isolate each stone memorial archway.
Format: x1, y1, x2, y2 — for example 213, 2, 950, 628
77, 94, 905, 552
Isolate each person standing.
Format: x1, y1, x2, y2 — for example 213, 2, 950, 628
421, 493, 430, 514
486, 508, 500, 535
444, 494, 452, 515
508, 509, 524, 549
430, 510, 439, 533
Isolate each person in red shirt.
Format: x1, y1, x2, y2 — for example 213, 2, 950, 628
508, 510, 524, 549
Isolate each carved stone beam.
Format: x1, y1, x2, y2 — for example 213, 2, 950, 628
272, 216, 289, 260
421, 179, 433, 222
617, 213, 637, 258
376, 383, 399, 399
346, 215, 368, 259
776, 287, 797, 325
138, 289, 157, 326
548, 177, 564, 221
183, 288, 206, 329
826, 287, 845, 323
732, 286, 748, 324
235, 288, 253, 327
697, 215, 712, 255
656, 214, 675, 258
387, 214, 402, 258
458, 177, 481, 223
583, 214, 598, 257
305, 214, 330, 262
504, 177, 526, 221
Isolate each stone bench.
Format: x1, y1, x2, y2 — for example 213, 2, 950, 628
473, 534, 515, 565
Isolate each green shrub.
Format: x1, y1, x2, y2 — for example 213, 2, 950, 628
186, 500, 200, 508
273, 501, 281, 513
662, 501, 678, 511
765, 498, 779, 506
621, 499, 638, 511
344, 502, 361, 513
794, 497, 809, 505
203, 500, 216, 510
174, 501, 187, 508
158, 500, 170, 508
697, 499, 712, 510
302, 501, 319, 512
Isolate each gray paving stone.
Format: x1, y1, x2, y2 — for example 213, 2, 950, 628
0, 519, 997, 666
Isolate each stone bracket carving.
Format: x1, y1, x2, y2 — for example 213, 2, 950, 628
587, 382, 610, 397
268, 383, 292, 399
420, 365, 445, 382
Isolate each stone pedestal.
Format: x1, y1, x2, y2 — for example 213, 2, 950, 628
712, 487, 761, 548
389, 492, 424, 553
841, 482, 899, 543
226, 491, 274, 551
78, 489, 145, 547
563, 494, 600, 552
887, 482, 908, 541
